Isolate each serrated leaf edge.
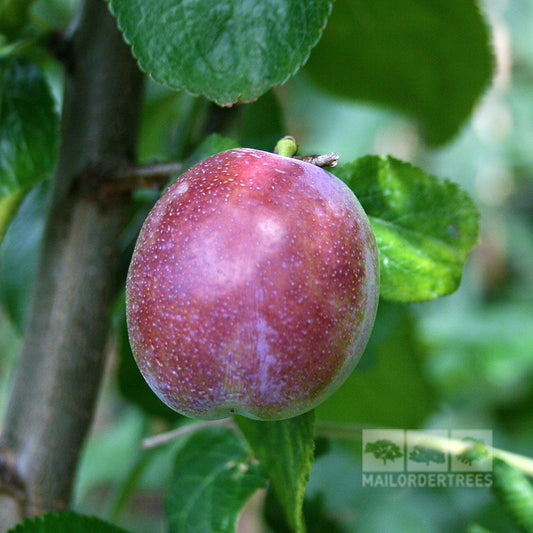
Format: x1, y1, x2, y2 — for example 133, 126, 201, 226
107, 0, 334, 105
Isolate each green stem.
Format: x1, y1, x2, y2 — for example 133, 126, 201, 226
274, 136, 298, 158
314, 422, 533, 478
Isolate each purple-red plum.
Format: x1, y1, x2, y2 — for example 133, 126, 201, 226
126, 148, 379, 420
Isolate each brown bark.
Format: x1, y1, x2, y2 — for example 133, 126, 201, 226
0, 0, 143, 529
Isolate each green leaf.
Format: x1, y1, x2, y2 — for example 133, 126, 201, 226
236, 411, 315, 533
0, 0, 35, 37
7, 511, 131, 533
305, 0, 493, 145
333, 155, 479, 302
0, 182, 47, 330
492, 459, 533, 532
183, 134, 240, 170
166, 425, 266, 533
264, 489, 343, 533
108, 0, 333, 105
0, 57, 58, 192
316, 302, 435, 428
0, 187, 25, 242
0, 57, 58, 239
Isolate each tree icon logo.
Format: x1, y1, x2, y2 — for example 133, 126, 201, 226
406, 430, 449, 472
364, 439, 403, 465
362, 430, 405, 471
456, 437, 490, 467
409, 444, 446, 466
451, 430, 493, 472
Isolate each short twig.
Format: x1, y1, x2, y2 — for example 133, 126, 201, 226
141, 418, 237, 450
106, 161, 184, 192
295, 153, 339, 168
79, 160, 183, 201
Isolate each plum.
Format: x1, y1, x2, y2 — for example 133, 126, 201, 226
126, 147, 379, 420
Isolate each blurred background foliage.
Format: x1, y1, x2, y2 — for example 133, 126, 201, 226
1, 0, 533, 532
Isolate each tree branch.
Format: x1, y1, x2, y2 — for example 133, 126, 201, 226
101, 161, 184, 194
0, 0, 143, 529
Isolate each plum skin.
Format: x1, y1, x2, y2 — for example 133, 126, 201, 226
126, 147, 379, 420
